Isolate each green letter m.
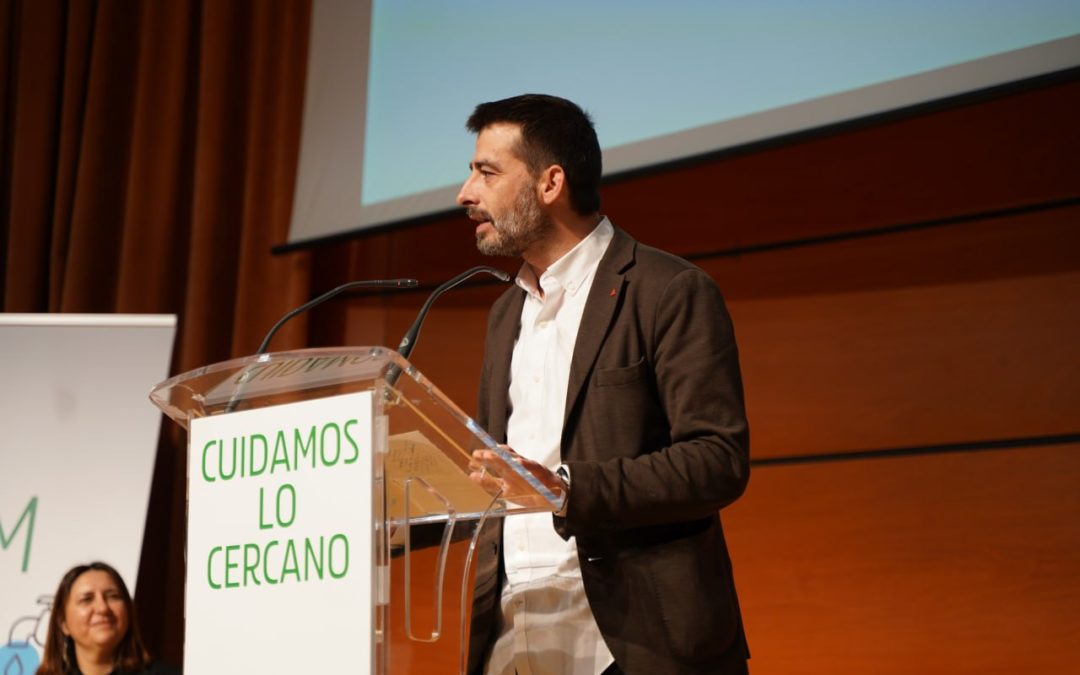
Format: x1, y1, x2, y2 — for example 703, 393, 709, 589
1, 496, 38, 572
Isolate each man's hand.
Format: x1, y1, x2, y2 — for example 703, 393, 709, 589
469, 445, 567, 510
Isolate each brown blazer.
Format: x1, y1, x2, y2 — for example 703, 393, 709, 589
469, 226, 751, 674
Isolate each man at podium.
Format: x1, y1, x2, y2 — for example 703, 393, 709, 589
459, 94, 751, 675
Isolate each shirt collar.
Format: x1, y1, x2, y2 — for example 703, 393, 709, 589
515, 217, 614, 299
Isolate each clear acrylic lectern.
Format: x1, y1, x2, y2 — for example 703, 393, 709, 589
150, 346, 565, 674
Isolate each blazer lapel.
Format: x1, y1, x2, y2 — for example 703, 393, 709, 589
485, 287, 526, 441
563, 227, 636, 425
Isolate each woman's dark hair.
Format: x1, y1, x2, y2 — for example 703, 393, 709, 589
37, 561, 151, 675
467, 93, 602, 216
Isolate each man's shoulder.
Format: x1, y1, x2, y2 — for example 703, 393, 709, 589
616, 229, 710, 286
634, 240, 698, 274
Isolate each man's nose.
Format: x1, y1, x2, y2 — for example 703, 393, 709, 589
457, 174, 477, 206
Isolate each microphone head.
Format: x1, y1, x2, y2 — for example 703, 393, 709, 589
491, 269, 511, 282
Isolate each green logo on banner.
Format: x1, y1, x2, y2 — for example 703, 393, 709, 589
1, 496, 38, 572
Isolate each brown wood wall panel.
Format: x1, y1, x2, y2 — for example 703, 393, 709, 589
703, 205, 1080, 301
356, 268, 1080, 459
734, 269, 1080, 457
723, 443, 1080, 674
336, 211, 1080, 457
386, 540, 477, 674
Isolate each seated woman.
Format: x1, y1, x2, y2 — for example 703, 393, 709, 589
36, 561, 178, 675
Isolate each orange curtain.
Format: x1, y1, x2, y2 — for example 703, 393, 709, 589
1, 0, 314, 662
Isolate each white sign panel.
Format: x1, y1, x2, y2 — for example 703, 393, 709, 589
185, 391, 375, 674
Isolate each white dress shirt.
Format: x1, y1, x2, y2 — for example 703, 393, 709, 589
485, 219, 616, 675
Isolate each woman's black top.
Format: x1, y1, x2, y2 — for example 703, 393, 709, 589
69, 662, 180, 675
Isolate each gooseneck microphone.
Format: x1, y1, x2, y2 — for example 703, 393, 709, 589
397, 266, 511, 359
387, 266, 512, 387
256, 278, 419, 355
222, 278, 418, 414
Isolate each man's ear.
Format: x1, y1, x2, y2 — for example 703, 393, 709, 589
537, 165, 566, 206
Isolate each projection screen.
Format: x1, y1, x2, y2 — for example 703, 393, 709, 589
285, 0, 1080, 247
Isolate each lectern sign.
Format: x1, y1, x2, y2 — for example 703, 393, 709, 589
185, 391, 375, 674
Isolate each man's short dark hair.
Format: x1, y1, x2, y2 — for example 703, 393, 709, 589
467, 94, 602, 215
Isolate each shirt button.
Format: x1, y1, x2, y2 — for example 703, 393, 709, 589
533, 375, 540, 383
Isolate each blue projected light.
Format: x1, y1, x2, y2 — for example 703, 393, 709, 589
284, 0, 1080, 244
361, 0, 1080, 207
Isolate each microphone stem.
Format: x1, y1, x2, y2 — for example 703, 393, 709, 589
389, 266, 511, 388
223, 277, 418, 414
258, 278, 417, 355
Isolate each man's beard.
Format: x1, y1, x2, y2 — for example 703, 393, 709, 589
473, 184, 552, 257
